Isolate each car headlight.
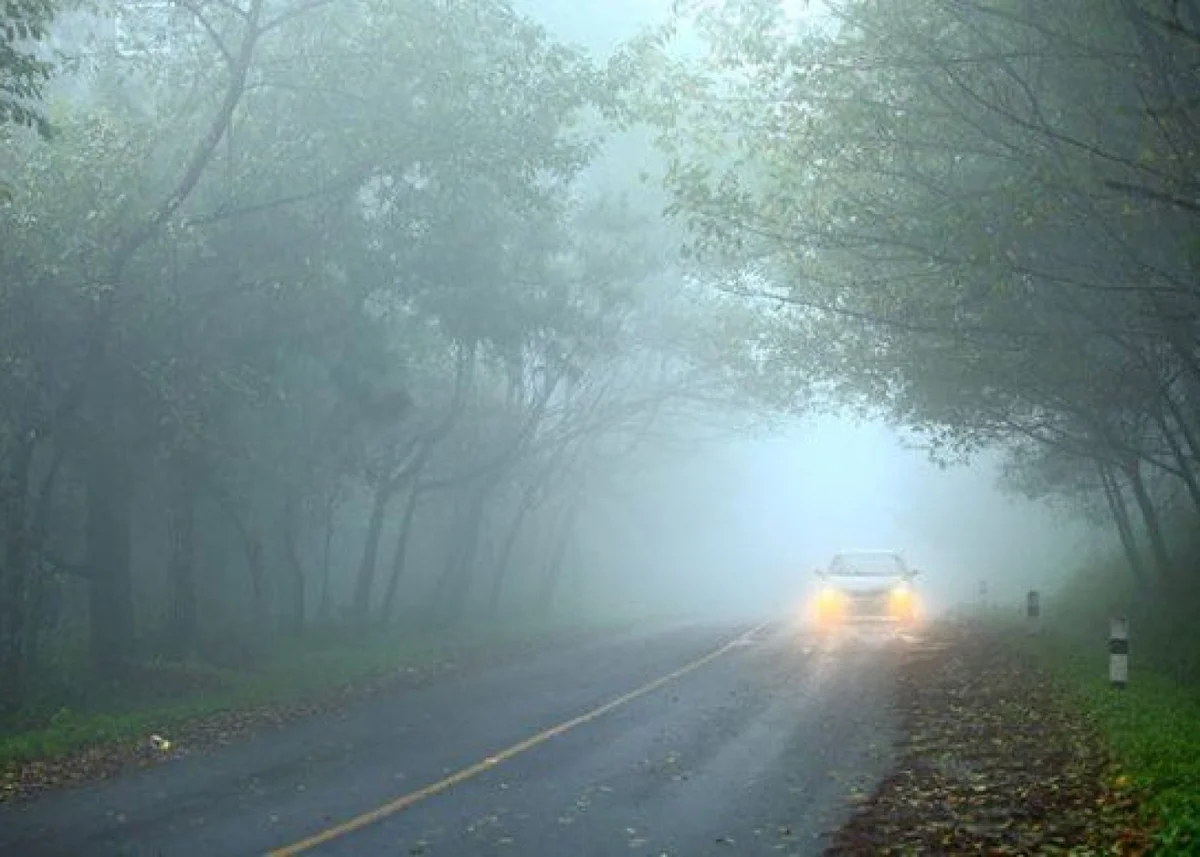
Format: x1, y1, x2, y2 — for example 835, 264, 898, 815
818, 584, 842, 603
889, 583, 919, 619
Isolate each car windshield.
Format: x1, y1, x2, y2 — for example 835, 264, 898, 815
828, 552, 906, 578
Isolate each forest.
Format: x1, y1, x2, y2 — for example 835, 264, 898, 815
2, 0, 1199, 721
639, 0, 1200, 672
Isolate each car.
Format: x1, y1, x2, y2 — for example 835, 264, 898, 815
808, 549, 922, 631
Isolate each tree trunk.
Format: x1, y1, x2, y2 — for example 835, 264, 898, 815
537, 495, 584, 615
1099, 461, 1148, 590
319, 490, 338, 623
353, 436, 443, 623
378, 483, 424, 626
536, 522, 572, 616
0, 435, 36, 709
487, 438, 585, 618
281, 494, 307, 634
1124, 461, 1173, 587
487, 487, 538, 617
211, 492, 268, 640
245, 535, 266, 635
85, 448, 134, 678
23, 568, 51, 683
352, 483, 392, 622
74, 0, 266, 675
166, 462, 199, 659
25, 448, 65, 682
429, 485, 490, 625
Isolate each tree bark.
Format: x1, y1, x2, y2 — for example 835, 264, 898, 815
536, 493, 584, 614
1124, 460, 1174, 587
23, 567, 51, 684
319, 490, 337, 623
282, 494, 307, 634
24, 447, 65, 680
1099, 460, 1148, 590
73, 0, 268, 678
485, 435, 589, 617
0, 434, 36, 708
166, 461, 199, 659
487, 486, 538, 617
429, 484, 491, 625
85, 447, 134, 678
378, 482, 424, 625
352, 482, 391, 621
358, 343, 475, 620
245, 535, 266, 635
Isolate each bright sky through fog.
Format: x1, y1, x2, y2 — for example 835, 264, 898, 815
517, 0, 1104, 616
522, 0, 827, 55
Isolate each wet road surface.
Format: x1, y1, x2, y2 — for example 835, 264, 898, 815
0, 620, 904, 856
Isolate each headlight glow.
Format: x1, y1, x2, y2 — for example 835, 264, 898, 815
889, 582, 920, 622
812, 584, 846, 626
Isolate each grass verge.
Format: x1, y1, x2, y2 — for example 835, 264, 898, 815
1034, 631, 1200, 853
0, 610, 647, 801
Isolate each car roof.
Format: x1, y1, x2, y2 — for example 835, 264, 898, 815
833, 549, 903, 558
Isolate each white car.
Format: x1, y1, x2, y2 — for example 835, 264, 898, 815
809, 550, 922, 630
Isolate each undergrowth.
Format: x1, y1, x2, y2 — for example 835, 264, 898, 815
1022, 549, 1200, 854
1037, 633, 1200, 853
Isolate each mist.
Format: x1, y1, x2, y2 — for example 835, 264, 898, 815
5, 1, 1197, 850
562, 415, 1102, 622
3, 0, 1166, 720
506, 0, 1102, 621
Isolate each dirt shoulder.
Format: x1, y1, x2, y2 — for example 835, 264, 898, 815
825, 622, 1155, 855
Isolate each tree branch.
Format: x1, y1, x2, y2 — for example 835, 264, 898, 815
177, 0, 234, 65
111, 0, 266, 278
1103, 179, 1200, 214
258, 0, 333, 36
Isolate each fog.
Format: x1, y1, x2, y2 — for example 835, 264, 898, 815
8, 0, 1180, 712
510, 0, 1104, 620
565, 416, 1104, 621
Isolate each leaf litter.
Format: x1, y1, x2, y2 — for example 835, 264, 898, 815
824, 623, 1155, 855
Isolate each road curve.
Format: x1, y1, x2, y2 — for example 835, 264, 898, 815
0, 620, 902, 856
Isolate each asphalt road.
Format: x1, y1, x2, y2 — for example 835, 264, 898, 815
0, 620, 904, 857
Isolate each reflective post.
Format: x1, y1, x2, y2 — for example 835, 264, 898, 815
1109, 616, 1129, 689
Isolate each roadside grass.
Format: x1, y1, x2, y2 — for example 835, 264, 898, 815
1028, 549, 1200, 850
0, 610, 645, 773
1034, 632, 1200, 853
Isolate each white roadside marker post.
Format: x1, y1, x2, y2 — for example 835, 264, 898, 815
1109, 616, 1129, 689
1026, 590, 1040, 635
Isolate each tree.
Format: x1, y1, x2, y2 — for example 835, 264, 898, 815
636, 0, 1200, 592
1, 0, 684, 697
1, 0, 56, 139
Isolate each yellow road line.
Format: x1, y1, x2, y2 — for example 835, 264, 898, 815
267, 622, 768, 856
